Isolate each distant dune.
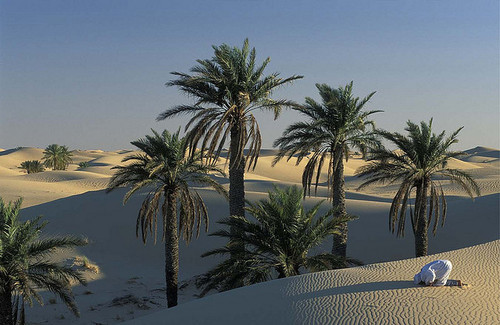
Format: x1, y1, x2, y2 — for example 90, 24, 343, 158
0, 147, 497, 324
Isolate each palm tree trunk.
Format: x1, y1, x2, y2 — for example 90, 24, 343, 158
332, 149, 347, 258
0, 287, 13, 325
229, 125, 246, 255
414, 181, 429, 257
229, 125, 246, 219
164, 190, 179, 308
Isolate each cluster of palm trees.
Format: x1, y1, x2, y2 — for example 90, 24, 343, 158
0, 39, 481, 323
108, 39, 480, 309
18, 144, 73, 174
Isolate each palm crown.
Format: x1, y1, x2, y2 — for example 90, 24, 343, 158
274, 82, 381, 196
107, 129, 227, 244
157, 38, 303, 170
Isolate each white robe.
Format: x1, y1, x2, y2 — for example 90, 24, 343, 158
414, 260, 453, 286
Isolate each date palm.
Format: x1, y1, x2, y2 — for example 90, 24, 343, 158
19, 160, 45, 174
274, 82, 381, 258
0, 197, 88, 325
355, 119, 480, 257
42, 144, 73, 170
197, 186, 358, 296
157, 39, 302, 227
106, 129, 227, 308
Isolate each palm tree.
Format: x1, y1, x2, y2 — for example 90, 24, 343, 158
273, 82, 381, 258
157, 39, 302, 228
0, 197, 88, 325
19, 160, 45, 174
197, 186, 358, 296
355, 119, 480, 257
42, 144, 73, 170
106, 129, 227, 308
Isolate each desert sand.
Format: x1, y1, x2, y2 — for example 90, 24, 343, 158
0, 146, 498, 324
125, 240, 500, 325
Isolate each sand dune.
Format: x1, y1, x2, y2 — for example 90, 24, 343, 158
0, 147, 497, 324
0, 147, 44, 170
445, 157, 482, 170
463, 146, 500, 157
0, 165, 21, 176
125, 240, 500, 325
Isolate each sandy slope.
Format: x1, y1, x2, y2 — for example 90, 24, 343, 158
0, 147, 498, 324
125, 240, 500, 325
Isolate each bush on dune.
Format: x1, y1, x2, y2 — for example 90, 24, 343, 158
19, 160, 45, 174
78, 161, 90, 169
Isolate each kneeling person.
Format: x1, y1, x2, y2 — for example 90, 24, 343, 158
414, 260, 452, 286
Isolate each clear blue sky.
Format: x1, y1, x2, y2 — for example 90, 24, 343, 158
1, 0, 498, 150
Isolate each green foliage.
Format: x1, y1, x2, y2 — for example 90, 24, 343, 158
0, 197, 88, 324
107, 129, 228, 244
274, 82, 382, 197
157, 38, 303, 170
19, 160, 45, 174
78, 161, 90, 169
356, 119, 480, 239
197, 186, 359, 296
42, 144, 73, 170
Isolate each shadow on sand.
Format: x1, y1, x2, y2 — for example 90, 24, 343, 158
292, 280, 416, 301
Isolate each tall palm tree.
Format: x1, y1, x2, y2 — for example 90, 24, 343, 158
197, 186, 358, 296
157, 39, 302, 227
0, 197, 88, 325
273, 82, 381, 258
355, 119, 480, 257
106, 129, 227, 308
42, 144, 73, 170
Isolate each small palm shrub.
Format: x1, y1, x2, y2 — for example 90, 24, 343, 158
19, 160, 45, 174
197, 186, 359, 296
0, 197, 88, 325
78, 161, 90, 169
